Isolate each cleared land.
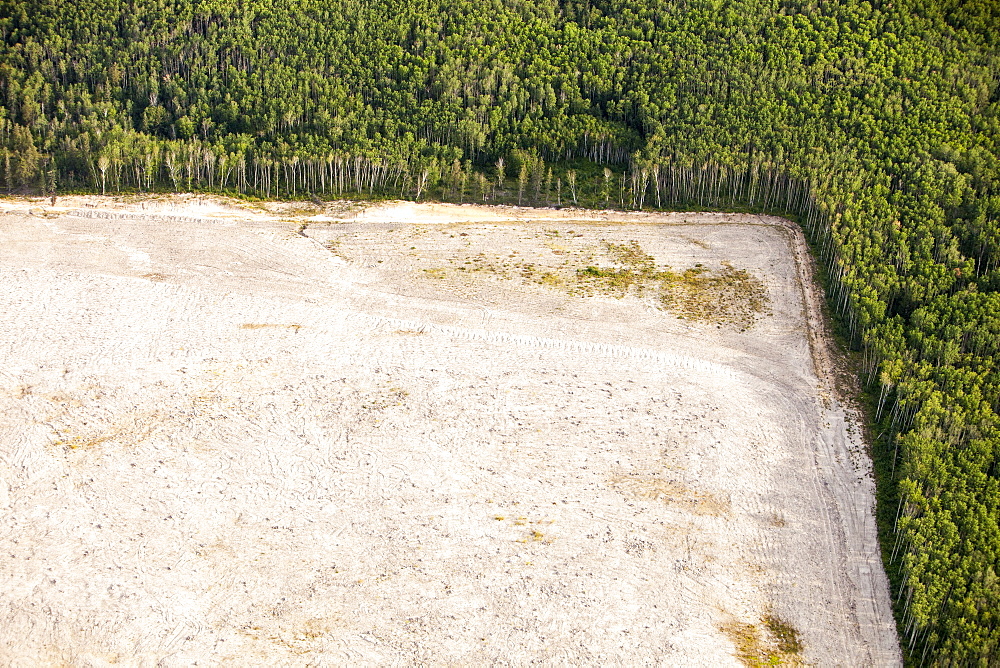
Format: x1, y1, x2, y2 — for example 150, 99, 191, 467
0, 196, 899, 665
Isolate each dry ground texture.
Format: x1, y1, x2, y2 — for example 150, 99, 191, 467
0, 195, 900, 666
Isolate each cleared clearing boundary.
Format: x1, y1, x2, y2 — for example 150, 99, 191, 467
0, 196, 899, 665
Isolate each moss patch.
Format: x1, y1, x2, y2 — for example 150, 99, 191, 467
574, 241, 770, 328
415, 237, 769, 329
720, 613, 805, 666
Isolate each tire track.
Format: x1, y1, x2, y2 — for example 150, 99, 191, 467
345, 311, 739, 379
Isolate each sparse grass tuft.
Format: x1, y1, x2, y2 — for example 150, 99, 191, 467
659, 263, 770, 329
720, 612, 805, 666
609, 474, 730, 516
53, 434, 114, 449
575, 242, 770, 328
721, 620, 770, 666
323, 238, 348, 259
538, 271, 562, 286
414, 238, 769, 329
360, 385, 409, 413
763, 614, 803, 655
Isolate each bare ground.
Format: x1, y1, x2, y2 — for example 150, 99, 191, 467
0, 196, 899, 666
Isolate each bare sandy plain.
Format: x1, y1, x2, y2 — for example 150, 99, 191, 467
0, 195, 899, 666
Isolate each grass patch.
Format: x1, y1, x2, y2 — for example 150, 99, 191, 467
763, 614, 803, 655
538, 271, 563, 286
721, 613, 804, 666
415, 239, 769, 330
575, 241, 770, 329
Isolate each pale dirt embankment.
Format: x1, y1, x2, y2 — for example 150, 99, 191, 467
0, 195, 900, 665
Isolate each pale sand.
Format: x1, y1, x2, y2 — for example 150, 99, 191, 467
0, 196, 899, 665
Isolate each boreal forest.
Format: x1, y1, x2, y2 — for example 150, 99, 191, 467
2, 0, 999, 662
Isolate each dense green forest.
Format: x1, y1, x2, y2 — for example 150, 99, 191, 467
2, 0, 999, 662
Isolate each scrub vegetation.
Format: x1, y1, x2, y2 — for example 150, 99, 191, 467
575, 242, 770, 328
425, 238, 769, 328
721, 613, 804, 667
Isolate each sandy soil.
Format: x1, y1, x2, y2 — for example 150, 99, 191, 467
0, 195, 899, 666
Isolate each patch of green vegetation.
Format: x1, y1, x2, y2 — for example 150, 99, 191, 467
538, 271, 562, 287
575, 241, 770, 329
434, 240, 768, 329
763, 614, 803, 656
721, 613, 804, 667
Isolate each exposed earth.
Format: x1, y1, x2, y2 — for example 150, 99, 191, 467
0, 195, 900, 665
